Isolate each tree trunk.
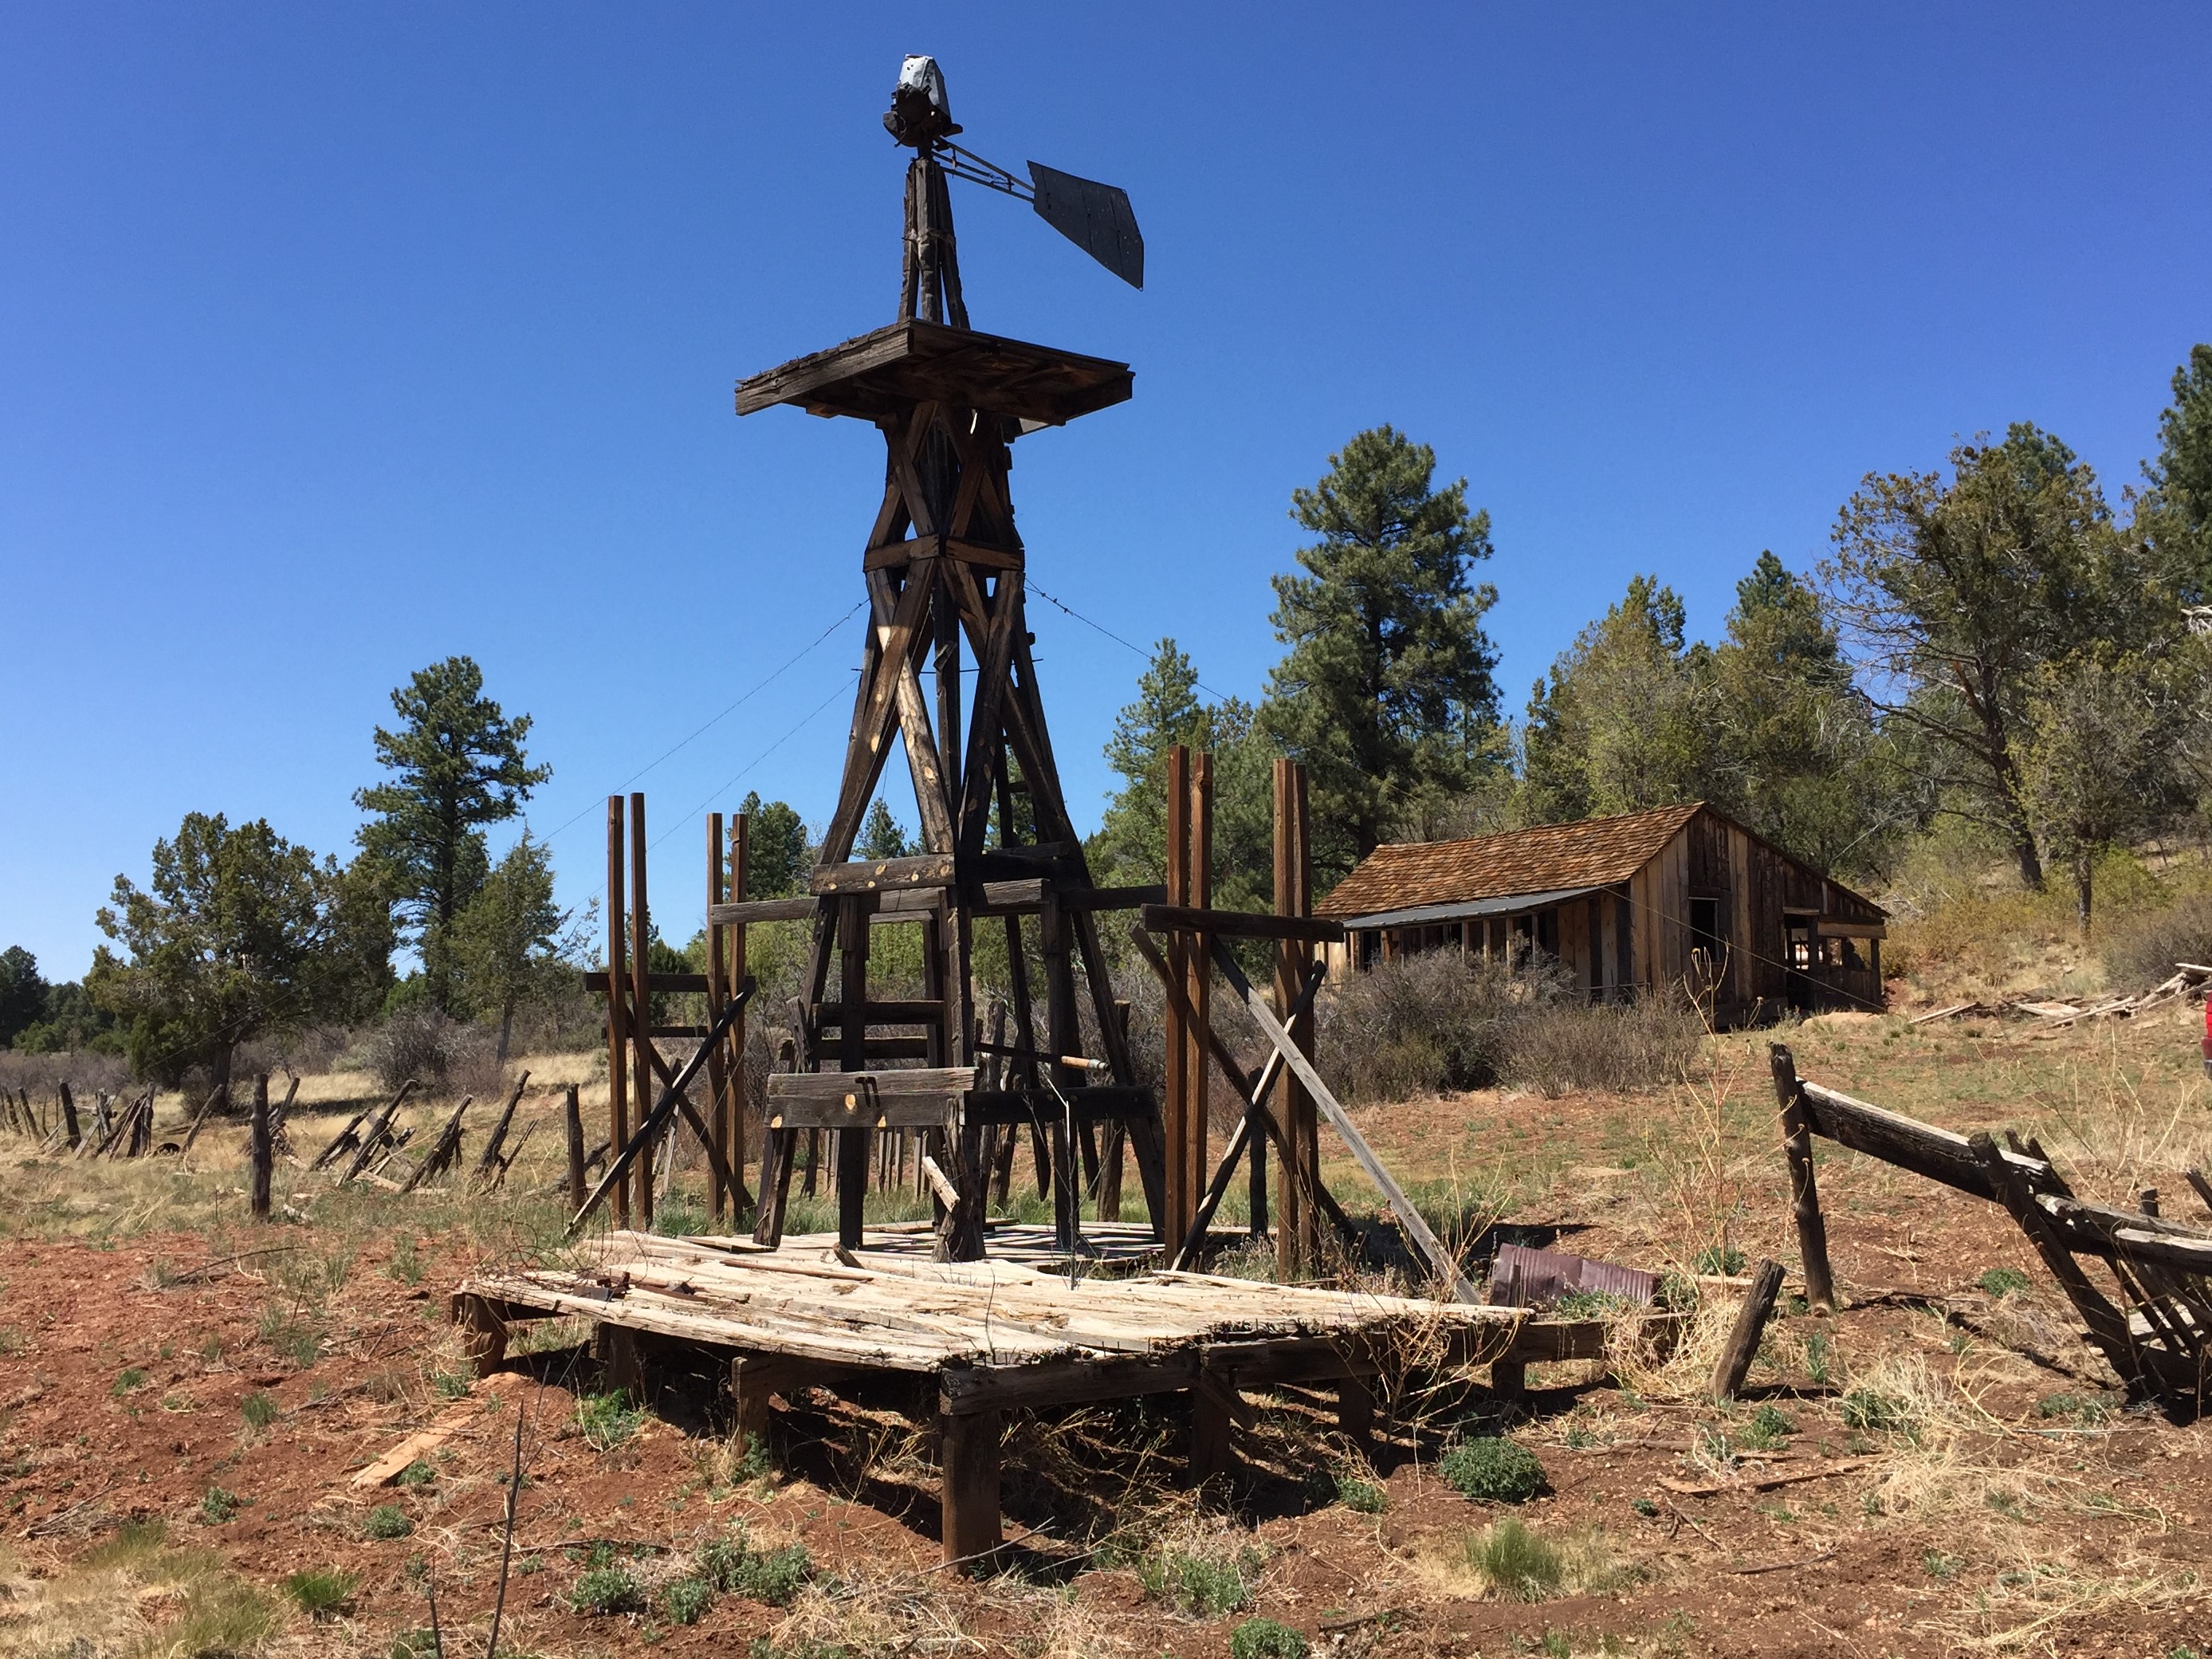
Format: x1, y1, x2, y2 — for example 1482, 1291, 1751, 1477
211, 1042, 234, 1100
496, 999, 513, 1069
2074, 846, 2093, 939
2012, 825, 2045, 893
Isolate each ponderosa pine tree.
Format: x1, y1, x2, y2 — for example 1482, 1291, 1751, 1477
2143, 344, 2212, 600
736, 792, 812, 898
355, 657, 548, 1008
1259, 427, 1502, 879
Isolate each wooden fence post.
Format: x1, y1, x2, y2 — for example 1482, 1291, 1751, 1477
606, 796, 631, 1229
58, 1082, 81, 1150
1162, 745, 1192, 1247
1711, 1258, 1784, 1401
706, 810, 730, 1223
729, 814, 751, 1216
249, 1074, 273, 1221
1770, 1044, 1836, 1312
1273, 757, 1318, 1277
629, 792, 654, 1229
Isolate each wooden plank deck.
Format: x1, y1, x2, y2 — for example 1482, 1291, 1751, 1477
452, 1229, 1668, 1564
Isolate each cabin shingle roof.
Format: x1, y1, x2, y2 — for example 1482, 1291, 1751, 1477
1317, 803, 1703, 921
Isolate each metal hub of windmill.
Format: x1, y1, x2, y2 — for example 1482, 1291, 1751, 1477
723, 57, 1167, 1264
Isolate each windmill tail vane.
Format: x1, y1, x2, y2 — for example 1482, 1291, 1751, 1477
885, 53, 1143, 324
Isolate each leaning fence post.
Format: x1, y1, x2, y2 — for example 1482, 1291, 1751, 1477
249, 1074, 273, 1221
1711, 1257, 1785, 1402
1770, 1044, 1836, 1312
58, 1082, 81, 1150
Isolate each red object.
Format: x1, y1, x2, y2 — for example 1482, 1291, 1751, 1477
2201, 998, 2211, 1078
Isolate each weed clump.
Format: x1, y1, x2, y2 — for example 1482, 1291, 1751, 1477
1230, 1617, 1310, 1659
576, 1388, 645, 1451
283, 1567, 359, 1619
697, 1527, 813, 1606
1335, 1473, 1387, 1514
1460, 1516, 1562, 1600
572, 1561, 646, 1615
198, 1485, 241, 1524
363, 1504, 413, 1540
1132, 1522, 1263, 1619
663, 1573, 715, 1624
1978, 1267, 2031, 1298
239, 1389, 280, 1428
2037, 1391, 2113, 1427
1440, 1437, 1546, 1504
1841, 1385, 1911, 1436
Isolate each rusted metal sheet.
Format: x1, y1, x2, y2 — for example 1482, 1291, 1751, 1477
1487, 1244, 1660, 1309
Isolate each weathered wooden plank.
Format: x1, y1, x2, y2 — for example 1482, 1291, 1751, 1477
767, 1067, 975, 1102
1140, 903, 1345, 944
812, 853, 958, 894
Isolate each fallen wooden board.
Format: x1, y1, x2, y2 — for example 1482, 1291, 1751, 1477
1659, 1455, 1880, 1497
349, 1409, 481, 1488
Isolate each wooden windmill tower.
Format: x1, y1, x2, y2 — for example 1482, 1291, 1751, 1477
721, 57, 1166, 1260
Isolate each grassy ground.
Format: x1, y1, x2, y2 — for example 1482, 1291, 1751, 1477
2, 1004, 2208, 1657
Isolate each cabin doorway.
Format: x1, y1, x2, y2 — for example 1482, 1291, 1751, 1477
1784, 918, 1816, 1013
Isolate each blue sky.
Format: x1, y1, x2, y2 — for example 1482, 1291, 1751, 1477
6, 4, 2209, 979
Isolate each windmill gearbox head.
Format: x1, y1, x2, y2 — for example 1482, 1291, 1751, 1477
884, 55, 960, 146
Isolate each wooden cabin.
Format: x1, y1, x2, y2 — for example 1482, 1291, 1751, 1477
1315, 802, 1884, 1024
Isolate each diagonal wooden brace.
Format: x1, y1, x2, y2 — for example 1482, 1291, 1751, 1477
1204, 935, 1482, 1303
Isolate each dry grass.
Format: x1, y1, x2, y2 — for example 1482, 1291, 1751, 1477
0, 1521, 284, 1659
1412, 1515, 1633, 1602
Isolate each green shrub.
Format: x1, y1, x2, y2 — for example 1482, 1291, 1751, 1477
1740, 1404, 1794, 1449
655, 1195, 710, 1237
1439, 1437, 1546, 1503
363, 1504, 413, 1540
1137, 1546, 1258, 1618
240, 1390, 280, 1429
283, 1567, 359, 1619
663, 1574, 715, 1625
112, 1366, 148, 1396
1461, 1516, 1562, 1601
199, 1485, 242, 1524
1335, 1474, 1386, 1514
2100, 890, 2212, 990
1841, 1386, 1910, 1435
2037, 1391, 2112, 1426
1693, 1244, 1746, 1276
576, 1389, 644, 1451
572, 1562, 646, 1615
697, 1529, 812, 1606
396, 1457, 435, 1488
1553, 1288, 1629, 1319
432, 1370, 471, 1399
1978, 1267, 2031, 1298
1230, 1618, 1309, 1659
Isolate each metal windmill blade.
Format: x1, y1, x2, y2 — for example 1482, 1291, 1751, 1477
1027, 163, 1144, 289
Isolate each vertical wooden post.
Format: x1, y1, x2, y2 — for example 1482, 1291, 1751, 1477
564, 1083, 586, 1214
58, 1082, 81, 1150
706, 812, 729, 1223
1769, 1044, 1835, 1312
1098, 1001, 1130, 1222
1041, 894, 1082, 1251
248, 1073, 272, 1221
938, 1406, 1002, 1564
1274, 760, 1318, 1276
629, 792, 654, 1229
605, 796, 631, 1229
836, 894, 874, 1252
1184, 750, 1213, 1245
729, 814, 751, 1211
1162, 745, 1192, 1246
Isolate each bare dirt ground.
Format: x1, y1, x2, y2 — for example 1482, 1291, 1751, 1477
2, 1004, 2208, 1657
